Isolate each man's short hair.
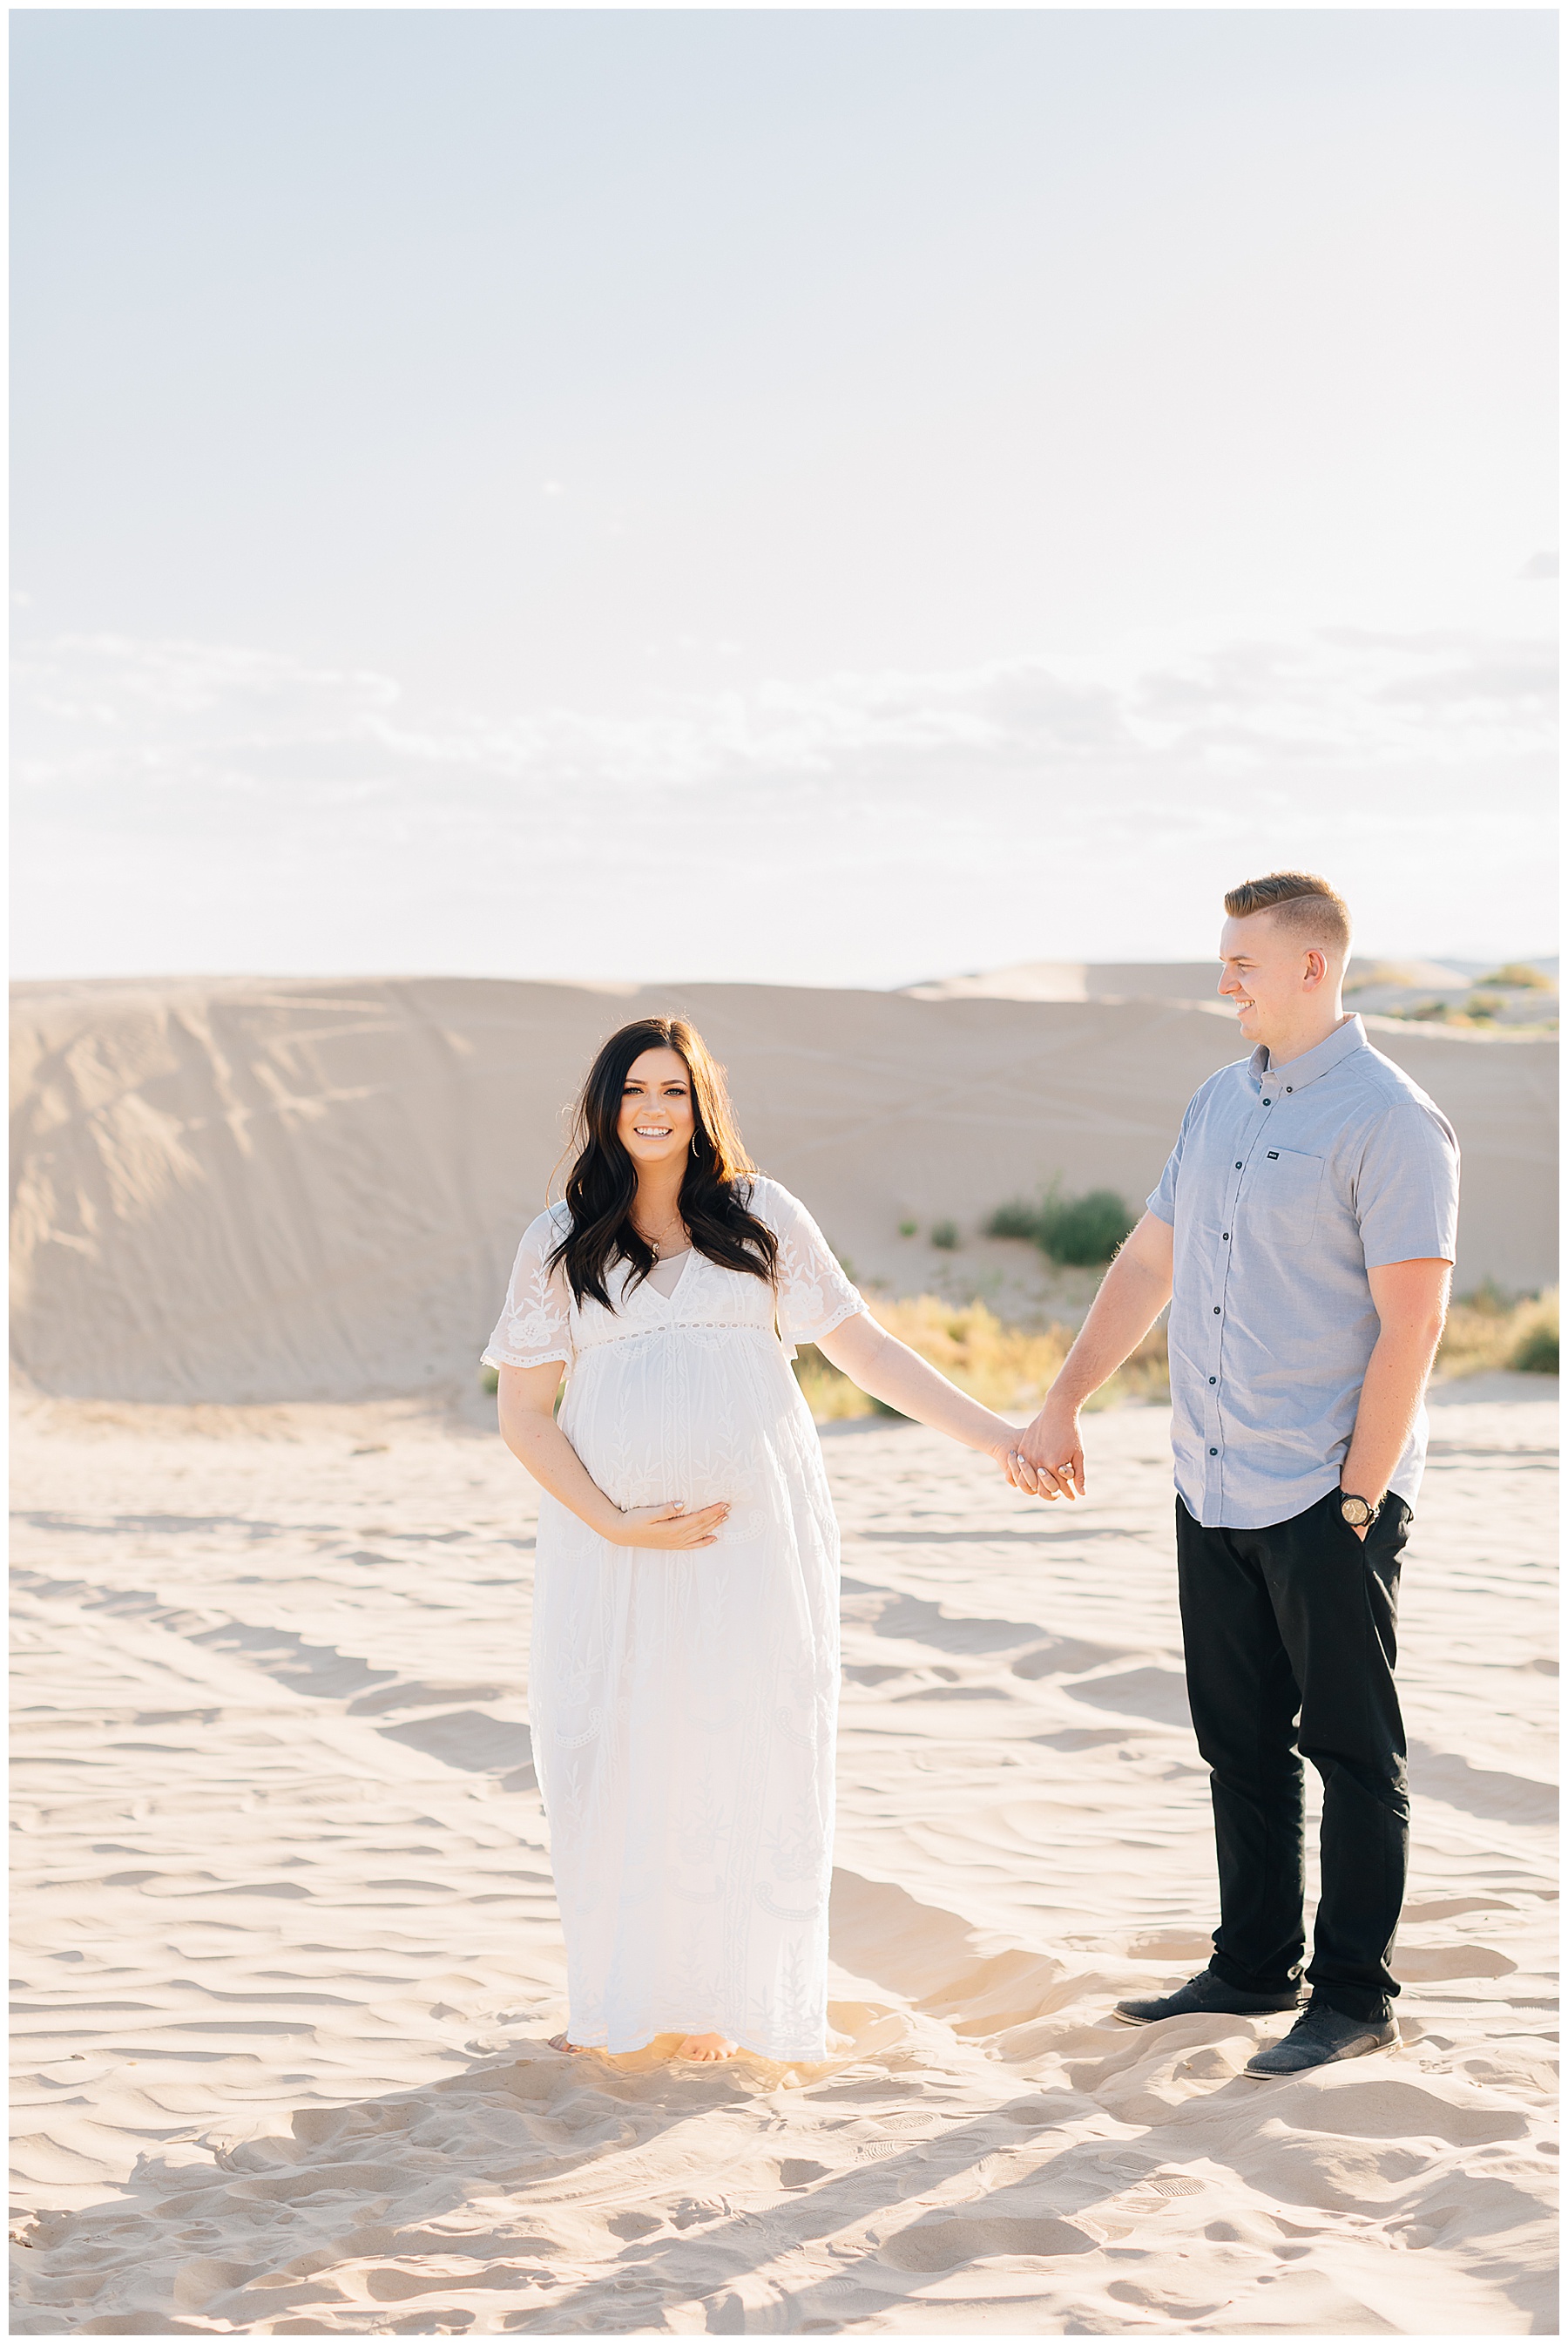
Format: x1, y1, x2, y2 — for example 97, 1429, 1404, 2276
1224, 871, 1352, 961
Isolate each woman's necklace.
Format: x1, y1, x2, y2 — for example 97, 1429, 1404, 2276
634, 1208, 688, 1261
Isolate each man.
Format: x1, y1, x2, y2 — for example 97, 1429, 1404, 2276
1010, 872, 1458, 2076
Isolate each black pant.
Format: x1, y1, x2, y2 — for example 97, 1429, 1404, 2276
1176, 1487, 1412, 2023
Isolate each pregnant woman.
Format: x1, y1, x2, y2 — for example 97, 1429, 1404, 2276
485, 1014, 1021, 2066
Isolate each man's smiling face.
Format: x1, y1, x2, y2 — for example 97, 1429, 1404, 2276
1217, 910, 1335, 1051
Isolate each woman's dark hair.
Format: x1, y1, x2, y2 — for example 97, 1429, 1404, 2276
549, 1017, 779, 1310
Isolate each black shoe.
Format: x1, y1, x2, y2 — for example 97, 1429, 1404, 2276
1113, 1970, 1304, 2027
1244, 2003, 1398, 2076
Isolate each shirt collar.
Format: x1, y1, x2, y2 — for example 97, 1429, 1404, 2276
1248, 1013, 1368, 1095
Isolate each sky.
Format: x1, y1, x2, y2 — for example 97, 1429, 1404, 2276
11, 9, 1558, 986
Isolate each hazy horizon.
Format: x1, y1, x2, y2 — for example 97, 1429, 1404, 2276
13, 11, 1556, 983
11, 952, 1557, 1001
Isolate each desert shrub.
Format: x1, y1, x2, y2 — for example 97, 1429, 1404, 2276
1478, 963, 1552, 990
1465, 993, 1505, 1020
794, 1299, 1071, 1419
929, 1220, 960, 1250
1511, 1292, 1558, 1374
985, 1182, 1134, 1266
898, 1218, 918, 1237
1436, 1287, 1558, 1379
791, 1295, 1171, 1420
985, 1198, 1044, 1241
1035, 1186, 1135, 1266
1093, 1318, 1171, 1408
875, 1296, 1068, 1408
1513, 1323, 1558, 1375
792, 1343, 889, 1420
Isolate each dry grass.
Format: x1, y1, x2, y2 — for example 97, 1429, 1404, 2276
489, 1281, 1557, 1433
1436, 1287, 1558, 1380
801, 1280, 1560, 1423
794, 1295, 1168, 1423
1384, 999, 1558, 1032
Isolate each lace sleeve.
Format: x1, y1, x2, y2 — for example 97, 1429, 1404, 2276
481, 1208, 575, 1372
752, 1178, 868, 1352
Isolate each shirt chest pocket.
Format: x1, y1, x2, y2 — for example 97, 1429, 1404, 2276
1247, 1147, 1324, 1249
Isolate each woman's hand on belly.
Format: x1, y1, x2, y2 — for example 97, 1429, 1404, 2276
614, 1500, 731, 1550
499, 1364, 730, 1549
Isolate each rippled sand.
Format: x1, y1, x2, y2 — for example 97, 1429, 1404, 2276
11, 1381, 1557, 2334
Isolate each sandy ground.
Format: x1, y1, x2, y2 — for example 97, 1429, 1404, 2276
10, 1379, 1558, 2336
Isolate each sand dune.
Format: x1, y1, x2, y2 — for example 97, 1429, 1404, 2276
10, 1380, 1556, 2334
10, 972, 1558, 2333
10, 975, 1558, 1404
902, 956, 1558, 1011
902, 959, 1227, 1001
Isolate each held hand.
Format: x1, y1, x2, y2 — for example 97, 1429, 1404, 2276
1009, 1399, 1085, 1503
616, 1500, 731, 1550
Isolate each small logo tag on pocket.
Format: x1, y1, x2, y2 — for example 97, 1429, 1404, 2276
1267, 1150, 1280, 1159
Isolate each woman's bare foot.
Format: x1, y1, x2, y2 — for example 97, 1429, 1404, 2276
547, 2031, 586, 2054
675, 2031, 740, 2062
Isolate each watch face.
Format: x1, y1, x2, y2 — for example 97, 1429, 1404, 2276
1342, 1496, 1370, 1526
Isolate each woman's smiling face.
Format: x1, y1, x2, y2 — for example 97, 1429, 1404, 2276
617, 1046, 696, 1171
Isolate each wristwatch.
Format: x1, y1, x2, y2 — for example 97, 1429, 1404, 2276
1340, 1492, 1382, 1530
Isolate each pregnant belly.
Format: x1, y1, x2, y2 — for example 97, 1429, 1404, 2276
561, 1325, 808, 1548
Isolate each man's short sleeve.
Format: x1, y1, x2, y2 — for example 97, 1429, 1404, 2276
1146, 1138, 1182, 1228
1147, 1085, 1208, 1227
1354, 1101, 1461, 1268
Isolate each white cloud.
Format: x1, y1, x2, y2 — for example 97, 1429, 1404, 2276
14, 620, 1556, 803
10, 623, 1556, 983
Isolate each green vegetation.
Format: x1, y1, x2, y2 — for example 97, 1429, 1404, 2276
897, 1217, 918, 1237
1396, 997, 1557, 1032
929, 1219, 960, 1250
792, 1342, 902, 1420
488, 1276, 1560, 1445
1477, 963, 1553, 990
985, 1181, 1136, 1267
1436, 1287, 1558, 1379
985, 1198, 1043, 1242
1513, 1314, 1559, 1375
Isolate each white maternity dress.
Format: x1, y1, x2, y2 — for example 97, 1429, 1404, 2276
482, 1177, 866, 2060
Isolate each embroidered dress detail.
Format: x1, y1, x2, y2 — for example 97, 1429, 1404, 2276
482, 1176, 865, 2059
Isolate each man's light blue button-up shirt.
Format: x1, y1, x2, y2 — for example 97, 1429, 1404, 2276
1147, 1015, 1460, 1531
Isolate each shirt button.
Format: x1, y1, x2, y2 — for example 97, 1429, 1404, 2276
1209, 1376, 1217, 1385
1209, 1446, 1219, 1456
1222, 1232, 1229, 1241
1262, 1098, 1272, 1106
1213, 1306, 1220, 1315
1286, 1086, 1293, 1093
1234, 1161, 1242, 1169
